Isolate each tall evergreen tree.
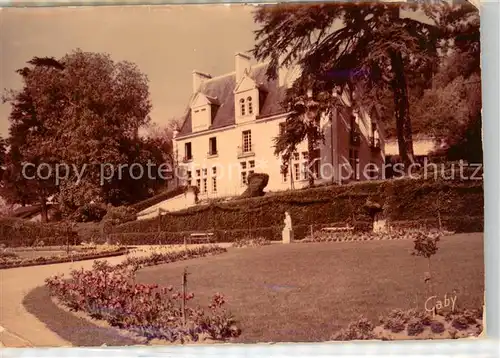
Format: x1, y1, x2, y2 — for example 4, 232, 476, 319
252, 2, 448, 174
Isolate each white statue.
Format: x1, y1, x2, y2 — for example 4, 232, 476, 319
282, 212, 293, 244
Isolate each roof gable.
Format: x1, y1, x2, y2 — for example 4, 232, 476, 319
191, 92, 220, 108
233, 73, 257, 94
177, 63, 286, 138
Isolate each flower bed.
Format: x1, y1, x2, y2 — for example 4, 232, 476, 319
115, 245, 228, 270
45, 245, 239, 344
332, 308, 483, 341
232, 236, 272, 248
301, 229, 454, 243
0, 245, 127, 269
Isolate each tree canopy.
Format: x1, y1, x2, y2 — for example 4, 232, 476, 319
252, 1, 480, 172
1, 49, 171, 221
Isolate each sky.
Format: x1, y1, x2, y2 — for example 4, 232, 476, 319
0, 5, 260, 138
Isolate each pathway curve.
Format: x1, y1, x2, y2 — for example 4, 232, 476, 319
0, 245, 227, 347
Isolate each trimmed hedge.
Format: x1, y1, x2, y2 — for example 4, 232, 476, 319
0, 218, 81, 247
111, 178, 483, 243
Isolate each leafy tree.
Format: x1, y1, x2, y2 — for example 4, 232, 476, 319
2, 50, 167, 219
252, 2, 446, 174
1, 57, 66, 221
408, 3, 480, 162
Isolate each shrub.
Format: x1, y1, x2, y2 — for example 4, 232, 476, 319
72, 203, 108, 222
331, 316, 376, 341
407, 318, 424, 336
430, 321, 445, 333
101, 205, 137, 226
380, 309, 412, 333
239, 173, 269, 198
0, 217, 80, 247
451, 316, 470, 331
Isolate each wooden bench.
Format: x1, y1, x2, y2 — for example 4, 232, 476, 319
186, 232, 214, 244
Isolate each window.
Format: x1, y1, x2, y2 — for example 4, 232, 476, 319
349, 149, 359, 180
209, 137, 217, 156
282, 170, 288, 183
196, 169, 201, 177
240, 98, 246, 116
187, 170, 192, 186
240, 160, 255, 186
211, 166, 217, 193
184, 142, 192, 160
196, 178, 201, 190
301, 162, 308, 180
247, 96, 253, 114
202, 168, 207, 176
212, 177, 217, 193
203, 178, 208, 193
201, 108, 206, 112
294, 163, 300, 181
293, 152, 300, 161
242, 130, 252, 153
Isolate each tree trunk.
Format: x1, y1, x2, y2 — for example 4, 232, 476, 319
307, 128, 316, 188
389, 49, 415, 173
39, 196, 48, 223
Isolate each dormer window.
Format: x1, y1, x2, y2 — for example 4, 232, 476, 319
247, 96, 253, 114
190, 93, 220, 132
240, 98, 246, 116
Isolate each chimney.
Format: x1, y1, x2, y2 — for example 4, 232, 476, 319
235, 52, 251, 83
192, 70, 211, 93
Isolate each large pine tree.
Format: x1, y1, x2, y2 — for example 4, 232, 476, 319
252, 1, 450, 174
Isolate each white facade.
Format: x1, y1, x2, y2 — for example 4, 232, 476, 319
174, 53, 386, 200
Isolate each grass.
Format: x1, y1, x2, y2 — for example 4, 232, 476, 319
135, 233, 484, 343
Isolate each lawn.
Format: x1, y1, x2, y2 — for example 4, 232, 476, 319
135, 233, 484, 343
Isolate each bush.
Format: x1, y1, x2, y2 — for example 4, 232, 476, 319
0, 218, 80, 247
72, 203, 107, 222
239, 173, 269, 198
407, 318, 424, 336
430, 321, 445, 333
331, 316, 376, 341
101, 205, 137, 226
451, 316, 470, 331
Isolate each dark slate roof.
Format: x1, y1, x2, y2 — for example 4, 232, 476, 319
177, 63, 286, 138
